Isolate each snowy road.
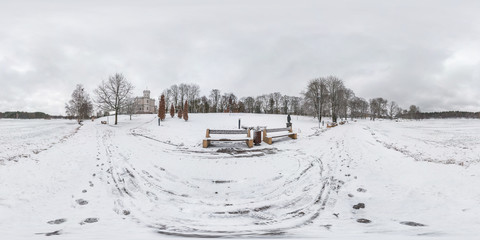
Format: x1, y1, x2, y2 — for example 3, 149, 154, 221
1, 115, 479, 239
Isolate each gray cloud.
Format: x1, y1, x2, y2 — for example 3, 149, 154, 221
1, 0, 479, 115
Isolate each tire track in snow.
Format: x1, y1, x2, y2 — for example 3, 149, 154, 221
96, 123, 335, 237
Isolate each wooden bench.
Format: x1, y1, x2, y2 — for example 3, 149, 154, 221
263, 126, 297, 145
327, 122, 338, 128
203, 129, 253, 148
101, 121, 107, 124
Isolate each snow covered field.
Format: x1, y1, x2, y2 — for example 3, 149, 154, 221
0, 114, 479, 239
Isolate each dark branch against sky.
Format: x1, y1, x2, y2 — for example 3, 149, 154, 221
1, 0, 479, 115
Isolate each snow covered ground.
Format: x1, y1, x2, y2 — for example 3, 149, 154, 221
0, 114, 479, 239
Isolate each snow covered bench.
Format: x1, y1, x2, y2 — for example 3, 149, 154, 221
327, 122, 337, 128
263, 126, 297, 145
203, 129, 253, 148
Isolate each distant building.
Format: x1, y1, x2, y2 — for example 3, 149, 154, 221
134, 90, 156, 114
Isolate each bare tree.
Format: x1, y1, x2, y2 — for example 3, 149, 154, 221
325, 76, 344, 123
162, 89, 172, 113
369, 97, 388, 120
408, 105, 421, 119
388, 101, 399, 119
254, 95, 267, 113
289, 96, 302, 115
65, 84, 93, 124
227, 93, 237, 112
125, 98, 137, 120
187, 84, 200, 113
268, 94, 275, 114
349, 96, 365, 120
170, 84, 179, 109
209, 89, 221, 113
178, 83, 189, 110
200, 96, 209, 113
220, 93, 231, 112
303, 77, 328, 121
359, 98, 369, 119
340, 88, 353, 120
281, 95, 289, 114
272, 92, 282, 114
242, 97, 255, 113
94, 73, 134, 125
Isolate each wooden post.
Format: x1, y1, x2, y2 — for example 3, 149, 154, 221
206, 129, 210, 138
246, 139, 253, 148
203, 139, 210, 148
247, 129, 251, 138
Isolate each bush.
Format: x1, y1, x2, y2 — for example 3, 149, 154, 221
170, 103, 175, 118
183, 101, 189, 121
177, 109, 182, 119
159, 95, 166, 120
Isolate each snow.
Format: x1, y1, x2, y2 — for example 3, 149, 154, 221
0, 114, 479, 239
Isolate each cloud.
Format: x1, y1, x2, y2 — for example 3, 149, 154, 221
1, 0, 479, 115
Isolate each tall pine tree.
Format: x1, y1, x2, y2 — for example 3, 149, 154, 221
183, 100, 189, 121
170, 103, 175, 118
177, 109, 183, 119
159, 95, 166, 120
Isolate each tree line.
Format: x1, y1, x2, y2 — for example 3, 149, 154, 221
159, 76, 418, 122
0, 111, 53, 119
61, 72, 479, 125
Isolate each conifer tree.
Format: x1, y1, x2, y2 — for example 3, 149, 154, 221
159, 95, 166, 120
170, 103, 175, 118
177, 109, 183, 119
183, 100, 189, 121
158, 100, 161, 118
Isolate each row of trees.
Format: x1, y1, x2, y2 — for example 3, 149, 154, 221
64, 72, 479, 125
158, 95, 189, 121
0, 111, 52, 119
65, 73, 133, 125
159, 76, 410, 123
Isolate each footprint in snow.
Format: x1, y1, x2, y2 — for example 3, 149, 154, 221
400, 221, 427, 227
357, 218, 371, 224
80, 218, 99, 224
353, 203, 365, 209
357, 188, 367, 193
47, 218, 67, 225
76, 199, 88, 205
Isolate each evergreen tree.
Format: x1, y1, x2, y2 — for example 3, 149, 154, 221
159, 95, 166, 120
170, 103, 175, 118
177, 109, 183, 119
183, 100, 189, 121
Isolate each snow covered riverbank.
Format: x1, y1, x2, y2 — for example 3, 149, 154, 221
1, 114, 479, 239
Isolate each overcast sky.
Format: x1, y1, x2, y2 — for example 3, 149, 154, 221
1, 0, 479, 115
